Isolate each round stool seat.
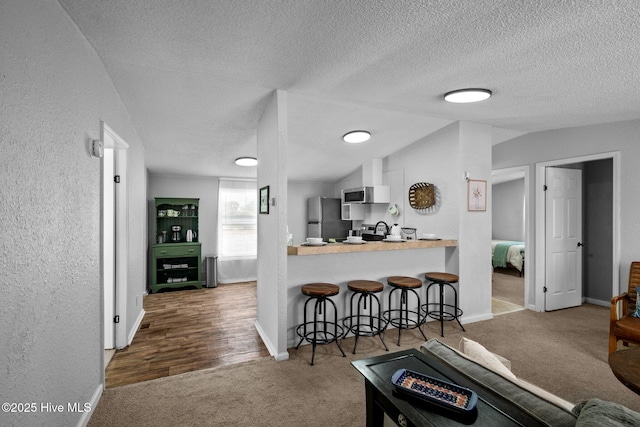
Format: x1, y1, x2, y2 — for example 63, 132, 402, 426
301, 283, 340, 297
388, 276, 422, 289
348, 280, 384, 293
425, 272, 459, 283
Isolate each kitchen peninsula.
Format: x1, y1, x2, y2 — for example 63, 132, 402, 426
286, 239, 458, 348
287, 239, 457, 255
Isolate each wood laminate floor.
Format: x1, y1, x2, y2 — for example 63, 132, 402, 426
105, 281, 270, 388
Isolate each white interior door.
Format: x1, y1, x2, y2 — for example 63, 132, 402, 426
103, 148, 115, 349
102, 122, 129, 350
545, 167, 583, 310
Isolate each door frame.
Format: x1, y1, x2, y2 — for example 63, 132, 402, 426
491, 165, 531, 309
535, 151, 620, 312
101, 122, 129, 350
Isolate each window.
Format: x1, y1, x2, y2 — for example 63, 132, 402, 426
217, 179, 257, 259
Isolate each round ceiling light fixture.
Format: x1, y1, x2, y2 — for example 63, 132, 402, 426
234, 157, 258, 166
444, 88, 492, 103
342, 130, 371, 144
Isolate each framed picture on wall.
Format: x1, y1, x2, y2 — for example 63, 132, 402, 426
468, 179, 487, 211
259, 186, 270, 214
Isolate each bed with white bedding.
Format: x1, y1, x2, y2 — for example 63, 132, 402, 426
492, 240, 525, 276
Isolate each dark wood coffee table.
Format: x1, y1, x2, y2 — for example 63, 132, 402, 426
609, 347, 640, 395
352, 349, 548, 426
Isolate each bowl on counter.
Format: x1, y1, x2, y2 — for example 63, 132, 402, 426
346, 235, 363, 243
422, 233, 437, 240
306, 237, 323, 244
386, 234, 403, 241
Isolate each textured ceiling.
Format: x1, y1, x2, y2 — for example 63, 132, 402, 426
58, 0, 640, 181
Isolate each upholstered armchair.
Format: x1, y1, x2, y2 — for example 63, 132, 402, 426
609, 262, 640, 354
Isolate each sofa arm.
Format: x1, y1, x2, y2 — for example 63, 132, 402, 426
420, 339, 577, 426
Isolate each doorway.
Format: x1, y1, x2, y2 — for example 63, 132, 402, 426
102, 122, 129, 356
491, 166, 530, 314
535, 152, 620, 312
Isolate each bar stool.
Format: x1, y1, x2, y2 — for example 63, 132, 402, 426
295, 283, 346, 365
383, 276, 428, 346
342, 280, 389, 354
423, 272, 465, 337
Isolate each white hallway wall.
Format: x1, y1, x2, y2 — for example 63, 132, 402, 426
493, 119, 640, 300
0, 1, 147, 426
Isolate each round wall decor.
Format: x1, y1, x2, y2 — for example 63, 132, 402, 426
408, 182, 436, 210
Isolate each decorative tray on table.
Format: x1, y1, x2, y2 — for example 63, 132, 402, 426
391, 368, 478, 415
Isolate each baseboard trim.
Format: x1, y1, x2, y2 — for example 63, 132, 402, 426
460, 312, 494, 324
77, 383, 103, 427
585, 297, 609, 308
128, 309, 146, 346
254, 320, 289, 361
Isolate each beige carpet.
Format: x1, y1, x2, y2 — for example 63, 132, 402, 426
492, 297, 525, 315
89, 304, 640, 426
492, 269, 524, 306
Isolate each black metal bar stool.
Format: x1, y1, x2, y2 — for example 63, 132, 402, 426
342, 280, 389, 354
295, 283, 346, 365
423, 272, 465, 337
383, 276, 428, 346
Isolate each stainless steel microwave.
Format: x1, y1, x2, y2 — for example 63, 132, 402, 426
341, 186, 390, 204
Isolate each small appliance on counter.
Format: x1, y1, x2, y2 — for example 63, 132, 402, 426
170, 225, 182, 242
401, 227, 417, 240
360, 223, 385, 241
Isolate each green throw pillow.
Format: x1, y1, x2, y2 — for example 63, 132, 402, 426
632, 286, 640, 318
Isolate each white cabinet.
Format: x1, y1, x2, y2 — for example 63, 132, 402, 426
342, 203, 365, 220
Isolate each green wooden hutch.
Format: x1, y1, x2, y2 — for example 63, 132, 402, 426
150, 197, 202, 293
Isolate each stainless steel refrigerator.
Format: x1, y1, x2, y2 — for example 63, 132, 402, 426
307, 197, 351, 241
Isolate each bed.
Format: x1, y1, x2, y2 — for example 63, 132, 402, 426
492, 240, 525, 276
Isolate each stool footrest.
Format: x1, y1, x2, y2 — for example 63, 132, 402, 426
296, 322, 344, 345
423, 303, 463, 322
383, 309, 424, 329
342, 315, 387, 337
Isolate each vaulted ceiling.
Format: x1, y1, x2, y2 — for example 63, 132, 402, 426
58, 0, 640, 181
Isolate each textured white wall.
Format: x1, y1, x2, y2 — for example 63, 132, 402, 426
256, 90, 289, 359
493, 119, 640, 299
492, 178, 525, 241
384, 124, 462, 240
0, 1, 146, 425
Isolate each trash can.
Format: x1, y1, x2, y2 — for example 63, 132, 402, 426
204, 256, 218, 288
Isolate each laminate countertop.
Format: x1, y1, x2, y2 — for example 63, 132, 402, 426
287, 239, 457, 256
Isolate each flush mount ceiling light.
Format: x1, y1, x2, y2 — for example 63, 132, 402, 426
235, 157, 258, 166
342, 130, 371, 144
444, 88, 492, 103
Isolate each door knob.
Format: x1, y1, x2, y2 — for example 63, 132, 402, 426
577, 242, 585, 247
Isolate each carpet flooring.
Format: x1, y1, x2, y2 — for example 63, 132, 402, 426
89, 303, 640, 426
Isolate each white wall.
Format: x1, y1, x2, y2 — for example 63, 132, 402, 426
0, 1, 146, 425
493, 119, 639, 300
492, 179, 525, 241
384, 124, 462, 240
380, 121, 494, 322
256, 90, 289, 360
